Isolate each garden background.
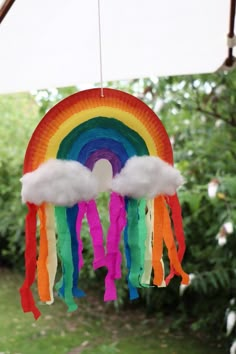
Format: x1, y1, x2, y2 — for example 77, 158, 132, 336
0, 70, 235, 353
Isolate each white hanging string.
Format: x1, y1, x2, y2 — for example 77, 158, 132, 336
97, 0, 104, 97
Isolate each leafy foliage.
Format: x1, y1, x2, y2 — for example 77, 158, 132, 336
0, 93, 39, 267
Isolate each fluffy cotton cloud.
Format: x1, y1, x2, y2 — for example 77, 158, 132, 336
111, 155, 184, 199
21, 159, 99, 206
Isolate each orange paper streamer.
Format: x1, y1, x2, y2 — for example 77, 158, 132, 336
152, 196, 165, 286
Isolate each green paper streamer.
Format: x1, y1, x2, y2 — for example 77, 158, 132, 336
128, 198, 147, 287
55, 206, 77, 312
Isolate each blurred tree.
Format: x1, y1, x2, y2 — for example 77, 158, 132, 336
0, 93, 39, 266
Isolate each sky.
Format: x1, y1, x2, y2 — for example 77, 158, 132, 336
0, 0, 232, 94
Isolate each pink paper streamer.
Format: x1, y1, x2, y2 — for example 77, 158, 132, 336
86, 200, 106, 270
104, 192, 126, 302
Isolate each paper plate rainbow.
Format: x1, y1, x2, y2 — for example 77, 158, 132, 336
20, 88, 189, 319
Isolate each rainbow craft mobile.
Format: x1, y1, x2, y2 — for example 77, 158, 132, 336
20, 88, 189, 319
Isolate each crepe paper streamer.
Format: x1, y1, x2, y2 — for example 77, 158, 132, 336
20, 88, 189, 319
55, 205, 85, 305
45, 203, 57, 305
162, 202, 189, 285
138, 199, 149, 287
75, 200, 106, 272
86, 200, 106, 270
165, 194, 187, 285
19, 203, 41, 320
104, 192, 126, 301
152, 196, 165, 287
66, 204, 86, 298
127, 198, 147, 288
123, 197, 139, 300
55, 207, 77, 310
54, 206, 79, 312
76, 202, 87, 271
141, 200, 153, 286
37, 203, 50, 302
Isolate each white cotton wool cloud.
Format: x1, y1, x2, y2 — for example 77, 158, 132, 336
20, 159, 99, 206
111, 155, 184, 199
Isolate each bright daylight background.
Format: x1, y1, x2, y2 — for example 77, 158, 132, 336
0, 1, 235, 354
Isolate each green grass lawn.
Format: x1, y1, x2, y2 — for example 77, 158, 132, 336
0, 269, 224, 354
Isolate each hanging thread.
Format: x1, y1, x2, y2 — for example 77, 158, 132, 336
97, 0, 104, 97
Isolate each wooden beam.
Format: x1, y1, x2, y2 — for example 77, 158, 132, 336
0, 0, 15, 24
225, 0, 236, 67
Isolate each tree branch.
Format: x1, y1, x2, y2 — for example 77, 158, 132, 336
196, 107, 236, 127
